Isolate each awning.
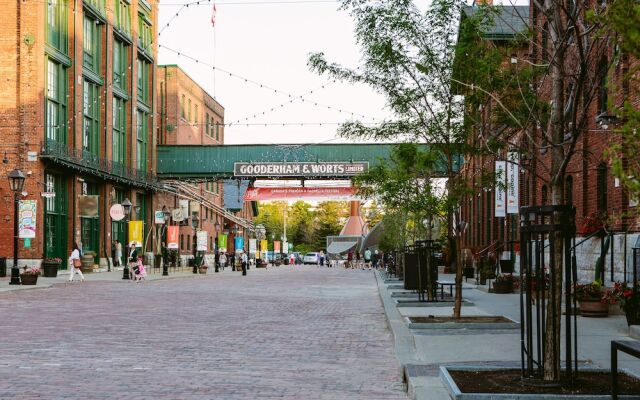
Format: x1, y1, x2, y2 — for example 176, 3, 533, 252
327, 240, 358, 255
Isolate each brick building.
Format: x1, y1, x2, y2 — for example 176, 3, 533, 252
459, 1, 640, 282
156, 65, 256, 261
0, 0, 161, 269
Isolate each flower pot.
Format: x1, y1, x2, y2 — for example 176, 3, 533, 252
80, 254, 95, 273
464, 267, 475, 279
198, 266, 208, 274
21, 274, 38, 285
42, 262, 60, 278
492, 280, 514, 294
625, 307, 640, 326
579, 299, 609, 317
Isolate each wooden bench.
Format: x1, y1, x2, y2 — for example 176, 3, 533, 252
611, 340, 640, 400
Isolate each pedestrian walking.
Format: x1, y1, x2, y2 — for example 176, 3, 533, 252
230, 252, 236, 271
364, 247, 372, 270
347, 250, 353, 269
114, 239, 123, 268
133, 256, 146, 281
319, 250, 325, 266
219, 252, 227, 270
68, 242, 85, 282
241, 251, 248, 275
374, 250, 381, 269
355, 251, 361, 269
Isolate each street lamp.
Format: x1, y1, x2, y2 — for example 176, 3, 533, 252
191, 211, 199, 274
214, 220, 220, 272
121, 198, 132, 280
162, 205, 170, 276
8, 169, 25, 285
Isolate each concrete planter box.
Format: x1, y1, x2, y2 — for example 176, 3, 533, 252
440, 366, 640, 399
395, 299, 475, 307
407, 316, 519, 330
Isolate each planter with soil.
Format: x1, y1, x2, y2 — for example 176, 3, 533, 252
20, 274, 38, 285
492, 280, 514, 294
406, 315, 518, 330
41, 261, 60, 277
579, 299, 609, 318
440, 366, 640, 399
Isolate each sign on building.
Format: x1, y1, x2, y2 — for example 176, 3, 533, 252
196, 231, 208, 251
234, 161, 369, 178
18, 200, 37, 239
506, 152, 519, 214
167, 226, 179, 249
494, 161, 506, 218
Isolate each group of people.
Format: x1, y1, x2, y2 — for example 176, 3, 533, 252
214, 251, 249, 271
345, 247, 385, 270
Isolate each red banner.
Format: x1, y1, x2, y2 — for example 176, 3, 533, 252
167, 226, 179, 249
274, 241, 281, 253
244, 187, 357, 201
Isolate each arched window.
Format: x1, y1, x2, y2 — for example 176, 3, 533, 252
565, 175, 573, 206
598, 58, 609, 114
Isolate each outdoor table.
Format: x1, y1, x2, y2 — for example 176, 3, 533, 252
436, 280, 455, 300
611, 340, 640, 400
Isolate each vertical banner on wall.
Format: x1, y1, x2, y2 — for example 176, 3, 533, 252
196, 231, 208, 251
128, 221, 143, 247
217, 234, 228, 249
167, 226, 179, 249
234, 236, 245, 251
179, 199, 189, 221
495, 160, 506, 218
507, 152, 520, 214
249, 239, 257, 254
274, 241, 281, 253
283, 241, 289, 254
260, 240, 268, 252
18, 200, 37, 238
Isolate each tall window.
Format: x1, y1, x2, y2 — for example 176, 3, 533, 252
597, 164, 608, 212
80, 182, 100, 257
565, 175, 574, 206
47, 0, 67, 53
137, 14, 152, 52
46, 59, 67, 143
195, 105, 199, 126
111, 188, 126, 247
83, 16, 101, 75
44, 173, 68, 263
137, 110, 148, 172
205, 113, 210, 136
215, 122, 220, 141
188, 99, 192, 122
114, 0, 131, 34
113, 97, 127, 172
181, 95, 186, 119
541, 185, 548, 205
113, 39, 128, 92
137, 59, 149, 104
83, 81, 100, 159
598, 58, 609, 114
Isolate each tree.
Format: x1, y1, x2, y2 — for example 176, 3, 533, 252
313, 201, 350, 250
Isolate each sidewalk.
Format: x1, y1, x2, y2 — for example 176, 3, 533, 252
375, 271, 640, 400
0, 265, 247, 293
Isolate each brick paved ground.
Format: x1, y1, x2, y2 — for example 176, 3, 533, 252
0, 266, 407, 399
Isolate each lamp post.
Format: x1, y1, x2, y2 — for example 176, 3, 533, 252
162, 205, 170, 276
192, 211, 199, 274
255, 224, 265, 266
121, 198, 132, 280
214, 221, 220, 272
271, 232, 275, 264
8, 169, 25, 285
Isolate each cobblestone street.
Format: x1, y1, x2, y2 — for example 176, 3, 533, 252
0, 266, 407, 399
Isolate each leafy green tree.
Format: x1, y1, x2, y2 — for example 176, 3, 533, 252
313, 201, 350, 250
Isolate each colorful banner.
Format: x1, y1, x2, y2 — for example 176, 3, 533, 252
260, 239, 268, 252
128, 220, 143, 247
196, 230, 208, 251
244, 186, 357, 201
18, 200, 37, 239
234, 236, 245, 251
234, 162, 368, 178
283, 241, 289, 254
218, 234, 228, 249
274, 241, 281, 253
507, 152, 519, 214
249, 239, 257, 254
167, 226, 179, 249
494, 161, 506, 218
154, 210, 165, 224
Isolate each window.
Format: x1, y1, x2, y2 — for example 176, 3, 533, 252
85, 0, 106, 12
205, 113, 210, 136
46, 59, 67, 144
598, 58, 609, 114
188, 99, 192, 122
215, 122, 219, 141
83, 16, 101, 75
83, 80, 100, 158
136, 110, 148, 172
47, 0, 67, 53
181, 95, 186, 119
113, 96, 127, 172
180, 234, 184, 250
541, 185, 548, 205
44, 173, 68, 262
114, 0, 131, 34
80, 182, 100, 257
195, 105, 198, 126
187, 235, 191, 251
137, 14, 152, 52
111, 188, 126, 248
597, 164, 607, 212
113, 39, 128, 92
137, 59, 149, 104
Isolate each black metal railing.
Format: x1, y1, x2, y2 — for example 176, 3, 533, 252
41, 139, 158, 188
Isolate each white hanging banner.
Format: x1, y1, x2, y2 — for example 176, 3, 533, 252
495, 161, 506, 218
507, 152, 519, 214
249, 239, 257, 254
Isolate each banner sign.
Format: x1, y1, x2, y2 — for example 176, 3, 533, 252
283, 241, 289, 254
179, 200, 189, 221
18, 200, 37, 239
260, 239, 268, 252
234, 162, 368, 178
494, 161, 506, 218
244, 186, 357, 201
128, 220, 143, 247
79, 195, 99, 217
507, 152, 519, 214
196, 231, 208, 251
234, 236, 245, 251
249, 239, 257, 254
154, 210, 165, 224
274, 241, 281, 253
171, 208, 184, 222
218, 234, 228, 249
167, 226, 179, 249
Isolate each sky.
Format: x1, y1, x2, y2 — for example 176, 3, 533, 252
157, 0, 390, 145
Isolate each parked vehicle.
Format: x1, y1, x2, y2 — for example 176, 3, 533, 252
291, 252, 303, 265
303, 252, 320, 265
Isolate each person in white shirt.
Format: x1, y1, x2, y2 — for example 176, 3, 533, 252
68, 242, 85, 282
219, 252, 227, 270
241, 252, 248, 275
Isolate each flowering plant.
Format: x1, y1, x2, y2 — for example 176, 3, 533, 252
604, 281, 640, 313
43, 257, 62, 263
574, 281, 608, 302
20, 267, 41, 276
495, 273, 516, 283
